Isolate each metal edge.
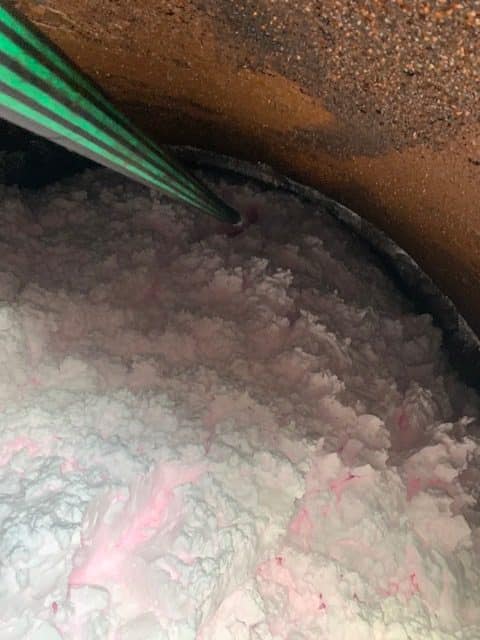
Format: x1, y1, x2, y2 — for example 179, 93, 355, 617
170, 144, 480, 393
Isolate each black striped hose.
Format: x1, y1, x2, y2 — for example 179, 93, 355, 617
0, 3, 241, 224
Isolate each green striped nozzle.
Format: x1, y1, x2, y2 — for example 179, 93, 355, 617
0, 3, 241, 224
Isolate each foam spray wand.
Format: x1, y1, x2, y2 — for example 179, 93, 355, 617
0, 2, 241, 225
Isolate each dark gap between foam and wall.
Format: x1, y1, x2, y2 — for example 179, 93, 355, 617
0, 118, 94, 187
0, 122, 478, 396
173, 146, 480, 397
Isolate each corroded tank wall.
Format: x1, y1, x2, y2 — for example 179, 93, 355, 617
13, 0, 480, 335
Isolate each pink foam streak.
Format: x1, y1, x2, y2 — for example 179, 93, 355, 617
380, 571, 420, 600
115, 486, 173, 552
257, 556, 327, 619
379, 545, 422, 601
329, 471, 359, 503
406, 474, 450, 501
69, 463, 204, 587
60, 457, 81, 474
289, 507, 314, 549
0, 436, 40, 466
